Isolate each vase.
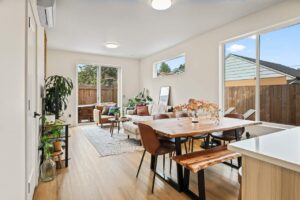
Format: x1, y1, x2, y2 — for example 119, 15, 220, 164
191, 110, 199, 123
40, 158, 56, 182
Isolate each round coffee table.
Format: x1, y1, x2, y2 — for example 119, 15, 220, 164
108, 117, 130, 136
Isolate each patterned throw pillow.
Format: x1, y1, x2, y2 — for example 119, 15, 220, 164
108, 107, 120, 116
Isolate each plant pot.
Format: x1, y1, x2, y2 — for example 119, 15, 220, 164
45, 115, 56, 124
53, 141, 62, 152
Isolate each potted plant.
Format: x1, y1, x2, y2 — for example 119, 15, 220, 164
45, 75, 73, 119
51, 126, 63, 152
40, 135, 56, 182
127, 88, 153, 109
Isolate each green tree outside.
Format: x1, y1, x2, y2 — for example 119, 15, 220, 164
159, 62, 171, 73
78, 65, 97, 85
78, 65, 118, 87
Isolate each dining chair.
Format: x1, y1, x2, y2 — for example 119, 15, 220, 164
211, 113, 245, 143
136, 123, 175, 193
153, 114, 189, 175
153, 114, 189, 154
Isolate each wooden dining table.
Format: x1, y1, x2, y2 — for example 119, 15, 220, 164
140, 117, 261, 194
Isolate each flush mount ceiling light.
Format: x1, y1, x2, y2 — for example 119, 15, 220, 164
151, 0, 172, 10
104, 42, 120, 49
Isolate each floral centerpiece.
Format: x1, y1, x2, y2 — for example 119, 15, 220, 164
174, 99, 220, 123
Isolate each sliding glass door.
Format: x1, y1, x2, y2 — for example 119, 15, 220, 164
224, 35, 257, 120
223, 23, 300, 125
77, 65, 119, 123
100, 66, 118, 104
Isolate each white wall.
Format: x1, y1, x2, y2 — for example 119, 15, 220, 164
47, 49, 140, 126
0, 1, 26, 199
140, 1, 300, 106
0, 0, 43, 199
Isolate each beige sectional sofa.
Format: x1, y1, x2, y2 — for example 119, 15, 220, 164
123, 104, 174, 140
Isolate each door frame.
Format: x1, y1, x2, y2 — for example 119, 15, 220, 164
25, 1, 39, 199
75, 64, 123, 126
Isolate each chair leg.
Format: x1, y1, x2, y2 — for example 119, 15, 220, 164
184, 142, 188, 154
191, 139, 194, 152
163, 154, 165, 176
198, 170, 206, 200
188, 138, 192, 152
136, 150, 146, 178
169, 152, 173, 175
152, 155, 158, 193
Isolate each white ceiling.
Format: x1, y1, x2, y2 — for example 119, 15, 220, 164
47, 0, 283, 59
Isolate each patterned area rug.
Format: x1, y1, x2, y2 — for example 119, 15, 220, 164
81, 125, 143, 157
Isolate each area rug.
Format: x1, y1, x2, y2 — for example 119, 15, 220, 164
81, 125, 143, 157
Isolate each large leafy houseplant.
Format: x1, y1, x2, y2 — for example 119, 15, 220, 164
127, 89, 153, 108
45, 75, 73, 119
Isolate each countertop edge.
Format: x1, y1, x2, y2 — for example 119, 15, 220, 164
228, 144, 300, 173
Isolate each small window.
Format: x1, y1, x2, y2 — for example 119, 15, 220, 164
153, 54, 185, 78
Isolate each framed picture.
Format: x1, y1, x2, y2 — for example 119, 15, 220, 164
159, 86, 170, 106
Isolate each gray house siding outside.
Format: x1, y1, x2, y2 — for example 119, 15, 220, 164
225, 55, 294, 81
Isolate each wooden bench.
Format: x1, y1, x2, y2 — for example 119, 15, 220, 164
173, 146, 240, 200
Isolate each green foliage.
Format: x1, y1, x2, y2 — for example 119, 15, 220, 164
159, 62, 171, 73
78, 65, 97, 85
41, 135, 53, 159
77, 65, 118, 87
45, 75, 73, 119
127, 89, 153, 108
179, 64, 185, 71
101, 67, 118, 87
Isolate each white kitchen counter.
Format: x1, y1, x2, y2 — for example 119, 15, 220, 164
229, 127, 300, 173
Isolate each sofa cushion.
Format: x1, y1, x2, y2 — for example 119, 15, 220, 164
137, 105, 150, 116
126, 115, 153, 122
101, 115, 114, 123
123, 122, 140, 135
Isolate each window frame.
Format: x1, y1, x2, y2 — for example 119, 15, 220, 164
219, 17, 300, 127
153, 53, 186, 78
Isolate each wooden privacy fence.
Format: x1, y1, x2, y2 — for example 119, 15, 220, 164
78, 85, 118, 105
225, 84, 300, 125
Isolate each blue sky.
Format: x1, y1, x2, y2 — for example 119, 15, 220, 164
156, 55, 185, 71
225, 23, 300, 69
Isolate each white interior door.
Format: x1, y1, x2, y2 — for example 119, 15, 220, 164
26, 3, 38, 200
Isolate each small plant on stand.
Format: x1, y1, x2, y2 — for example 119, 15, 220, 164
40, 135, 56, 182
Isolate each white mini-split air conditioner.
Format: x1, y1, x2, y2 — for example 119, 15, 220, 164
37, 0, 56, 28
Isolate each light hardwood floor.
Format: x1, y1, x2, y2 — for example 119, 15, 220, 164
34, 126, 240, 200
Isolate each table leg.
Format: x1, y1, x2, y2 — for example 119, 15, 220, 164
175, 137, 184, 191
110, 122, 114, 137
235, 129, 242, 167
118, 121, 120, 134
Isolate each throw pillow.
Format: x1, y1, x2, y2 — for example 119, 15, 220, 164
137, 105, 150, 116
108, 107, 119, 116
101, 106, 110, 115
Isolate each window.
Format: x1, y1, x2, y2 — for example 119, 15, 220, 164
153, 54, 185, 78
223, 23, 300, 125
77, 64, 120, 123
224, 35, 257, 120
